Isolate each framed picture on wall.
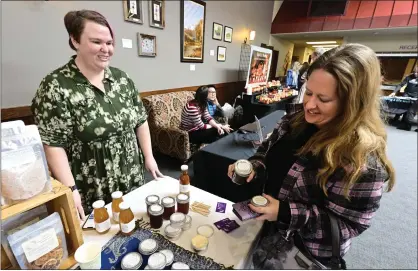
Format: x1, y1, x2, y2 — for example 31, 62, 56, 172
180, 0, 206, 63
123, 0, 143, 24
149, 0, 165, 29
217, 46, 226, 62
224, 26, 233, 43
212, 22, 223, 40
138, 33, 157, 57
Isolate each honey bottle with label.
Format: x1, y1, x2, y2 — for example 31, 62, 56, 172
92, 200, 111, 234
119, 202, 136, 236
179, 165, 190, 196
111, 191, 124, 223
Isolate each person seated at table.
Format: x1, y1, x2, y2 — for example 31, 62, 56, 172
388, 63, 418, 131
228, 44, 395, 268
207, 85, 226, 122
180, 86, 232, 144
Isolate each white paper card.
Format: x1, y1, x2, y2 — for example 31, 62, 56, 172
190, 64, 196, 71
210, 50, 215, 56
122, 38, 133, 49
22, 228, 58, 263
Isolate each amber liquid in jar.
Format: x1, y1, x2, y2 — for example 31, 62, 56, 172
119, 202, 136, 236
111, 191, 124, 223
162, 197, 175, 220
149, 204, 164, 229
93, 200, 111, 234
176, 193, 190, 215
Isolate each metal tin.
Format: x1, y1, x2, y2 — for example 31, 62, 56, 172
191, 234, 209, 252
171, 262, 190, 270
251, 195, 269, 207
138, 239, 158, 255
121, 252, 143, 270
160, 249, 174, 266
181, 215, 192, 231
232, 160, 253, 185
170, 212, 186, 229
197, 225, 214, 238
148, 252, 167, 270
164, 224, 182, 239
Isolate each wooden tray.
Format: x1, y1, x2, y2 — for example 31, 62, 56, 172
1, 179, 83, 269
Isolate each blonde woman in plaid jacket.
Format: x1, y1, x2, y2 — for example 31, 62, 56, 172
228, 43, 395, 266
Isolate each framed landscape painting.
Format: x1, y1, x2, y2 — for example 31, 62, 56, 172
180, 0, 206, 63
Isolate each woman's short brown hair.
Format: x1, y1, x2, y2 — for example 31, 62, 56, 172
64, 10, 114, 51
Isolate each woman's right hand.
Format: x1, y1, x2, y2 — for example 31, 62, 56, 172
227, 163, 255, 182
73, 189, 86, 222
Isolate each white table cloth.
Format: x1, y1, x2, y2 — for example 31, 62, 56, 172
83, 176, 263, 269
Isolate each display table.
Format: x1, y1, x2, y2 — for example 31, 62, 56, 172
83, 176, 263, 269
193, 110, 285, 203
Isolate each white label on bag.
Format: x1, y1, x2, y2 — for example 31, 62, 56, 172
180, 184, 189, 193
22, 228, 58, 263
113, 212, 120, 222
95, 218, 111, 233
121, 220, 135, 233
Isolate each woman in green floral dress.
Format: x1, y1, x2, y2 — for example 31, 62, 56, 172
31, 10, 163, 217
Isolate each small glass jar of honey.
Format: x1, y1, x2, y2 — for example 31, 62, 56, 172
161, 196, 176, 220
176, 193, 190, 215
149, 204, 164, 229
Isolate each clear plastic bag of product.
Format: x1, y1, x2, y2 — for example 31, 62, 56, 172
7, 212, 69, 270
1, 123, 51, 202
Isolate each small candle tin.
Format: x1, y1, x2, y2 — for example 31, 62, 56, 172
164, 224, 182, 240
121, 252, 143, 270
172, 262, 190, 270
232, 160, 253, 185
148, 252, 167, 270
181, 215, 192, 231
197, 225, 214, 238
191, 234, 209, 252
160, 249, 174, 266
138, 239, 158, 255
170, 212, 186, 229
251, 195, 269, 207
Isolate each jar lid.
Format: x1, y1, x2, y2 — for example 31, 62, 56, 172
148, 252, 167, 269
111, 191, 123, 199
162, 197, 175, 207
149, 204, 164, 216
170, 212, 186, 225
176, 193, 189, 203
234, 160, 252, 176
121, 252, 143, 270
119, 202, 130, 210
191, 235, 209, 251
164, 224, 182, 238
146, 195, 160, 204
139, 239, 158, 255
172, 262, 190, 270
197, 225, 214, 238
181, 165, 188, 171
251, 195, 269, 207
159, 249, 174, 266
92, 200, 105, 209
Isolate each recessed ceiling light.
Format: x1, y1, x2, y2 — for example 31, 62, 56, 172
306, 41, 337, 45
312, 45, 339, 48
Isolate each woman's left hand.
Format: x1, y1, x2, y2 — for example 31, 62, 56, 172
145, 156, 164, 180
248, 194, 280, 221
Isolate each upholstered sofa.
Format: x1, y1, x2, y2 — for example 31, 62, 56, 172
142, 91, 198, 162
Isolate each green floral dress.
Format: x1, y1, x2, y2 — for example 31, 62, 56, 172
31, 56, 148, 212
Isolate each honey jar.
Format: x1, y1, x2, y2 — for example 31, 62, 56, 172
176, 193, 190, 215
162, 196, 175, 220
145, 195, 160, 217
149, 204, 164, 229
119, 202, 136, 236
92, 200, 111, 234
111, 191, 123, 223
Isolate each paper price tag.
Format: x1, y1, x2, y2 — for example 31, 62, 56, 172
22, 228, 58, 263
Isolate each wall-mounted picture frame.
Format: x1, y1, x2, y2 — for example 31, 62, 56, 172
217, 46, 226, 62
123, 0, 143, 24
180, 0, 206, 63
138, 33, 157, 57
149, 0, 165, 29
212, 22, 223, 41
224, 26, 233, 43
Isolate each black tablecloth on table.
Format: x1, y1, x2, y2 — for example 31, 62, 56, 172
192, 110, 285, 203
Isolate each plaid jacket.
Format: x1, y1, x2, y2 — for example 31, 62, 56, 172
249, 111, 389, 258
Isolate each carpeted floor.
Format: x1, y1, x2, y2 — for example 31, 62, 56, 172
147, 124, 418, 269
